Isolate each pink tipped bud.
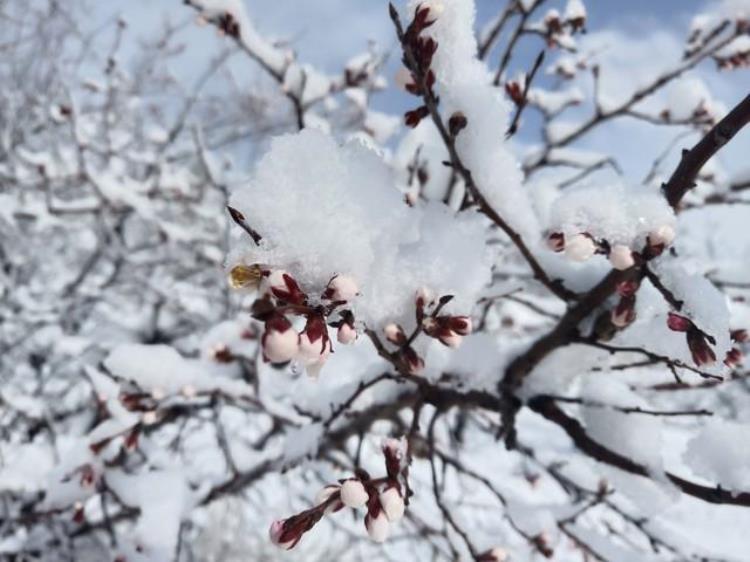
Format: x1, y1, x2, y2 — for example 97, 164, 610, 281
402, 347, 424, 374
365, 509, 390, 543
448, 316, 472, 336
611, 296, 636, 328
416, 286, 436, 308
724, 348, 743, 368
546, 232, 565, 252
384, 323, 406, 345
731, 329, 748, 343
440, 331, 463, 348
648, 225, 676, 247
477, 548, 510, 562
340, 479, 369, 508
315, 485, 343, 513
269, 520, 297, 550
667, 312, 692, 332
337, 323, 357, 344
323, 275, 359, 302
564, 234, 596, 262
262, 315, 299, 364
379, 486, 405, 522
609, 245, 635, 270
687, 330, 716, 367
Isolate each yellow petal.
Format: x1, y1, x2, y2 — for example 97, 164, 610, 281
228, 264, 262, 290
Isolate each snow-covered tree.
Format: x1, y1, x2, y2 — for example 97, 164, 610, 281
1, 0, 750, 560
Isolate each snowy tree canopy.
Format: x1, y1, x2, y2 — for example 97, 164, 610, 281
1, 0, 750, 560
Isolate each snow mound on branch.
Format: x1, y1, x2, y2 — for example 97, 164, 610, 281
684, 420, 750, 492
549, 182, 675, 247
228, 129, 491, 326
405, 0, 538, 240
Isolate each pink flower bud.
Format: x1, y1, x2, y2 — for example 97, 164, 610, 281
416, 286, 436, 309
609, 244, 635, 270
667, 312, 692, 332
648, 225, 676, 247
262, 315, 299, 364
269, 520, 297, 550
337, 322, 357, 344
440, 331, 463, 348
724, 348, 743, 368
323, 275, 359, 302
379, 486, 405, 522
448, 316, 472, 336
340, 479, 369, 508
687, 329, 716, 367
546, 232, 565, 252
731, 329, 748, 343
402, 347, 425, 374
564, 234, 596, 262
477, 548, 510, 562
384, 323, 406, 345
611, 296, 636, 328
365, 509, 390, 543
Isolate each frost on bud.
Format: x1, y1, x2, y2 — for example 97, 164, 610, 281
611, 296, 636, 328
448, 111, 468, 137
687, 329, 716, 367
564, 233, 596, 262
546, 232, 565, 253
340, 479, 369, 508
269, 520, 298, 550
667, 312, 693, 332
262, 314, 299, 364
379, 485, 405, 522
262, 269, 307, 305
337, 322, 357, 344
228, 263, 263, 290
384, 323, 407, 345
565, 0, 587, 31
724, 347, 743, 369
322, 275, 359, 302
477, 547, 510, 562
609, 244, 635, 270
365, 506, 390, 543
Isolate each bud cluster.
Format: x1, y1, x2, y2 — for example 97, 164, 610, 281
234, 268, 361, 377
269, 437, 411, 549
540, 1, 587, 48
546, 225, 676, 269
396, 3, 442, 128
383, 288, 473, 375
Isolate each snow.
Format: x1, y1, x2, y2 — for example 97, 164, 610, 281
684, 420, 750, 493
228, 129, 491, 328
549, 182, 675, 249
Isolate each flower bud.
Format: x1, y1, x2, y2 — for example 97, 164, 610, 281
269, 520, 297, 550
611, 296, 636, 328
609, 244, 635, 270
384, 323, 407, 345
687, 329, 716, 367
448, 111, 468, 137
262, 314, 299, 364
724, 347, 743, 368
379, 486, 405, 522
448, 316, 472, 336
666, 312, 692, 332
564, 233, 596, 262
731, 329, 748, 343
323, 275, 359, 302
648, 225, 676, 248
365, 509, 390, 542
546, 232, 565, 252
477, 548, 510, 562
340, 479, 369, 508
337, 322, 357, 344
